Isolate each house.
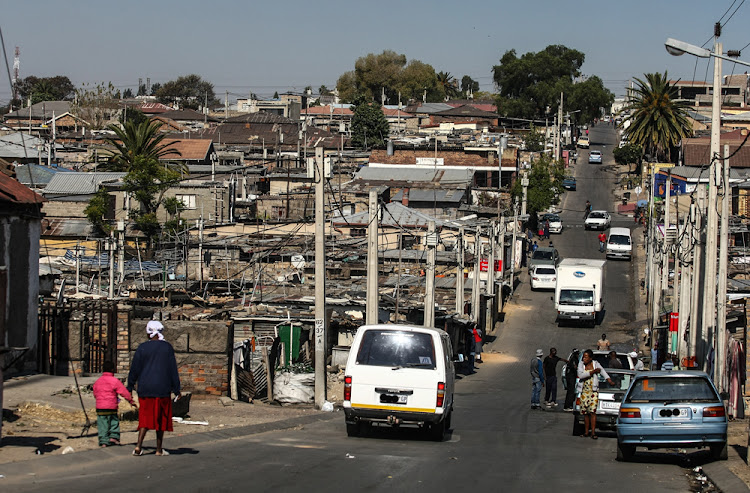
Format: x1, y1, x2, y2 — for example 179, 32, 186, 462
682, 129, 750, 167
3, 101, 77, 132
14, 163, 74, 189
0, 133, 62, 164
156, 109, 217, 130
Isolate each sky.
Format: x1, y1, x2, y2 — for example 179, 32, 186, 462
2, 0, 750, 104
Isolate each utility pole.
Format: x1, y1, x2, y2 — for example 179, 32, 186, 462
690, 185, 706, 360
716, 144, 730, 391
497, 219, 505, 316
395, 232, 403, 320
456, 226, 464, 315
509, 200, 519, 296
556, 92, 563, 161
117, 219, 125, 284
107, 231, 115, 299
314, 146, 327, 409
198, 216, 204, 290
74, 242, 81, 294
486, 222, 494, 334
497, 136, 508, 220
701, 39, 723, 373
225, 91, 228, 120
366, 190, 379, 325
424, 220, 436, 328
678, 212, 692, 360
661, 174, 671, 301
472, 226, 482, 321
521, 172, 529, 217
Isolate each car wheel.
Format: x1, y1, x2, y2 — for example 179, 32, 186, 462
428, 419, 446, 441
710, 442, 728, 461
346, 422, 362, 437
572, 418, 584, 436
616, 441, 635, 461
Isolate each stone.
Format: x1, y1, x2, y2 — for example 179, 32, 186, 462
218, 396, 234, 407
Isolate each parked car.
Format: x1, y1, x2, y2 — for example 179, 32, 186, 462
584, 210, 611, 230
588, 150, 602, 164
539, 213, 562, 234
343, 324, 457, 441
577, 136, 590, 148
530, 265, 556, 290
606, 227, 632, 260
573, 369, 636, 435
528, 246, 560, 272
616, 371, 728, 461
562, 176, 577, 191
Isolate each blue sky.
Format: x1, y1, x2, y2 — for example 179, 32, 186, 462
2, 0, 750, 103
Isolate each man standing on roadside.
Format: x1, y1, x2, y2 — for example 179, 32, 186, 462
543, 348, 568, 408
128, 320, 181, 456
598, 232, 607, 253
530, 349, 545, 409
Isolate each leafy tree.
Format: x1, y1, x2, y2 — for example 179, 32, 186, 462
613, 142, 643, 175
103, 119, 181, 171
155, 74, 218, 110
336, 71, 357, 102
350, 95, 390, 149
163, 196, 185, 219
319, 85, 331, 96
273, 91, 279, 99
524, 125, 546, 152
73, 82, 120, 130
511, 154, 564, 216
493, 45, 612, 122
120, 107, 149, 126
461, 75, 480, 95
15, 75, 76, 104
84, 188, 114, 236
395, 60, 443, 103
437, 72, 459, 100
149, 82, 161, 96
122, 88, 134, 99
620, 72, 692, 162
137, 83, 148, 96
353, 50, 407, 103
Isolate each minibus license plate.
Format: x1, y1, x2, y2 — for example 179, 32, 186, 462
380, 393, 407, 404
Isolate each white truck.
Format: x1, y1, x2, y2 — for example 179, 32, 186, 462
554, 258, 605, 326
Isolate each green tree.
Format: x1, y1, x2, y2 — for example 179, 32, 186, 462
103, 119, 181, 171
319, 85, 331, 95
15, 75, 76, 104
613, 142, 643, 174
524, 125, 546, 152
493, 45, 612, 122
395, 60, 443, 103
350, 95, 390, 149
273, 91, 279, 99
120, 107, 149, 126
335, 71, 357, 103
621, 72, 692, 162
149, 82, 161, 95
137, 83, 148, 96
461, 75, 480, 95
84, 188, 113, 236
511, 154, 564, 216
155, 74, 218, 110
122, 88, 134, 99
437, 71, 459, 100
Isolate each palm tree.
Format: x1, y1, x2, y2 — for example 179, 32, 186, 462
437, 71, 459, 100
104, 119, 181, 171
621, 72, 692, 162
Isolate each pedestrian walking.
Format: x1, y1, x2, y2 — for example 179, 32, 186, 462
577, 349, 614, 438
543, 220, 550, 240
530, 349, 545, 409
128, 320, 181, 456
543, 348, 568, 408
598, 232, 607, 253
532, 241, 538, 253
472, 324, 483, 364
583, 200, 592, 220
563, 349, 580, 411
596, 333, 610, 351
93, 360, 136, 447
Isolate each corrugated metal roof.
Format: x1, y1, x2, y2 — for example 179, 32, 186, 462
15, 164, 73, 187
391, 189, 466, 203
334, 202, 443, 228
352, 166, 474, 185
4, 101, 71, 119
408, 103, 454, 114
0, 171, 45, 205
43, 172, 125, 195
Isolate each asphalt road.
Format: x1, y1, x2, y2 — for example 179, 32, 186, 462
2, 123, 713, 492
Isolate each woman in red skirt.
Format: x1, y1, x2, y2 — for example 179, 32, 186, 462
127, 320, 181, 456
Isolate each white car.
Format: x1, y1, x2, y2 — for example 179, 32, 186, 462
530, 265, 556, 290
539, 213, 562, 234
584, 210, 611, 230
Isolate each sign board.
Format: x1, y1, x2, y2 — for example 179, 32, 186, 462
416, 157, 444, 166
669, 312, 679, 332
480, 259, 489, 272
495, 260, 502, 272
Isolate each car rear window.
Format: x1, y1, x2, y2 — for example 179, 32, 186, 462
595, 354, 630, 369
355, 330, 436, 369
625, 376, 720, 403
608, 234, 631, 245
535, 267, 556, 275
599, 372, 633, 391
589, 212, 606, 219
533, 250, 553, 260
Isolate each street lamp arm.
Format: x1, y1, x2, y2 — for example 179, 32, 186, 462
665, 37, 750, 67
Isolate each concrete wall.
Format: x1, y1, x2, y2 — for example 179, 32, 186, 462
129, 319, 232, 397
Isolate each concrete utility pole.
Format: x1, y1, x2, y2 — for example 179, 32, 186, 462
314, 146, 327, 408
74, 242, 81, 294
366, 190, 379, 325
509, 200, 519, 296
716, 144, 730, 391
486, 222, 495, 334
472, 226, 482, 321
107, 232, 115, 299
497, 136, 508, 220
521, 172, 529, 217
646, 171, 656, 330
690, 185, 706, 360
456, 226, 465, 315
424, 221, 436, 328
497, 220, 505, 316
678, 212, 692, 359
701, 40, 722, 373
661, 174, 671, 301
117, 220, 125, 284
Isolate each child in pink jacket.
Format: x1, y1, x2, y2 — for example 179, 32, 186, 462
93, 361, 137, 447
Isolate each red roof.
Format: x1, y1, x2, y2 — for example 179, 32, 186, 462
0, 172, 45, 205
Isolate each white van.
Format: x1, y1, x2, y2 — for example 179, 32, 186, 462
343, 324, 456, 441
606, 227, 632, 261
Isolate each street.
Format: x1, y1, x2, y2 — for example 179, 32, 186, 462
0, 124, 713, 492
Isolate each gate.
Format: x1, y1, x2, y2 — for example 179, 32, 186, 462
38, 301, 118, 375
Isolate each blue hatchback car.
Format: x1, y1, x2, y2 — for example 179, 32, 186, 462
616, 371, 727, 461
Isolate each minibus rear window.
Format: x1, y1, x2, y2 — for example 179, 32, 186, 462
356, 330, 436, 369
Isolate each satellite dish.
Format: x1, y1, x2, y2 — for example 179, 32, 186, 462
291, 254, 306, 270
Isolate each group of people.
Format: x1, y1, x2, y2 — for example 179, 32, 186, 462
93, 320, 181, 456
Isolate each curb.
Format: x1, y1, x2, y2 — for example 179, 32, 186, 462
703, 461, 750, 492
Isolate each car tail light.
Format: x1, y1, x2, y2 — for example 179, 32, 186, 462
436, 382, 446, 408
620, 407, 641, 418
344, 376, 352, 402
704, 406, 725, 418
532, 277, 539, 281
